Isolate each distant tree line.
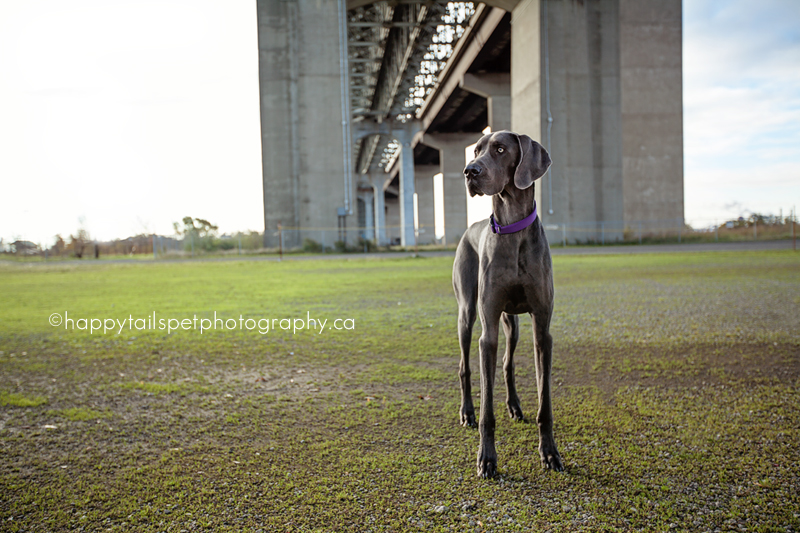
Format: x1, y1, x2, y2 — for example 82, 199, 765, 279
2, 212, 796, 258
1, 217, 265, 258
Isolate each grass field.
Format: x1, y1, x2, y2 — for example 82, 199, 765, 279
1, 251, 798, 532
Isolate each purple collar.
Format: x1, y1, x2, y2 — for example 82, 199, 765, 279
490, 203, 538, 235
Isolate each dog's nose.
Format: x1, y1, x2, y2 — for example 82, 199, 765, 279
464, 163, 482, 178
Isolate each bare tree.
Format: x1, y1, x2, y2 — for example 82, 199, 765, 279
52, 235, 66, 256
69, 228, 90, 259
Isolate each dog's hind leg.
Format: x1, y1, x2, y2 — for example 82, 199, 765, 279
501, 312, 523, 421
531, 309, 563, 471
457, 302, 477, 427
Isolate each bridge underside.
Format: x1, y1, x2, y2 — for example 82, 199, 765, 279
256, 0, 683, 248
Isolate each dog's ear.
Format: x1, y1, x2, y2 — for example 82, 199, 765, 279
513, 134, 551, 190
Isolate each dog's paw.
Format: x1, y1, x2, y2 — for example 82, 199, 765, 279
476, 448, 497, 479
539, 441, 564, 472
506, 401, 524, 422
460, 410, 477, 428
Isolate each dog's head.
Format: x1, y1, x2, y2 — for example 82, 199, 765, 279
463, 131, 551, 197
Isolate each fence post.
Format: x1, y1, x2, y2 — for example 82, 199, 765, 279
638, 222, 642, 245
715, 221, 718, 242
278, 222, 283, 261
678, 219, 682, 243
238, 235, 242, 255
601, 222, 605, 245
754, 220, 757, 240
562, 224, 566, 247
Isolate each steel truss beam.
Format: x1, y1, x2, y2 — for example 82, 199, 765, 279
347, 2, 475, 174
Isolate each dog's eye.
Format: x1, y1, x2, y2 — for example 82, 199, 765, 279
497, 147, 504, 153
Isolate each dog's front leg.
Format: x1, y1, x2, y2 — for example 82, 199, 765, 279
476, 306, 501, 478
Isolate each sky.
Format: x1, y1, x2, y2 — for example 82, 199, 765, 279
0, 1, 263, 246
682, 0, 800, 226
0, 0, 799, 247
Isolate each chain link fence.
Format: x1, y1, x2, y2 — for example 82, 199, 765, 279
543, 216, 798, 247
4, 216, 797, 259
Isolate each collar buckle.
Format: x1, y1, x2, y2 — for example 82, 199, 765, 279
489, 214, 501, 234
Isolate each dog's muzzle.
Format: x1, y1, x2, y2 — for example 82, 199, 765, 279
464, 163, 484, 196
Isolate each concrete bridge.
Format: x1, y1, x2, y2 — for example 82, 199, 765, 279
256, 0, 683, 248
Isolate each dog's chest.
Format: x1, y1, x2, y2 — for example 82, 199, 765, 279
482, 241, 540, 278
480, 249, 543, 314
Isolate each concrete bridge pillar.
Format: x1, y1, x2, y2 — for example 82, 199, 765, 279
369, 173, 387, 246
423, 132, 480, 246
510, 0, 544, 222
359, 188, 375, 241
414, 164, 438, 244
619, 0, 684, 231
393, 123, 424, 248
256, 0, 352, 249
461, 72, 511, 132
384, 195, 400, 245
506, 0, 682, 244
398, 139, 416, 248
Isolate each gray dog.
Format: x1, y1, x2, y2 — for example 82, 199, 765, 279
453, 130, 562, 478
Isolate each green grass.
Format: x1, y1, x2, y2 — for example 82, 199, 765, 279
0, 251, 798, 532
118, 381, 204, 395
0, 391, 48, 407
46, 407, 109, 421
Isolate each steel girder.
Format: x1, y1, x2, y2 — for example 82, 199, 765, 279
347, 2, 475, 176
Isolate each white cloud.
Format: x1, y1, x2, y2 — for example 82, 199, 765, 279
683, 0, 800, 225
